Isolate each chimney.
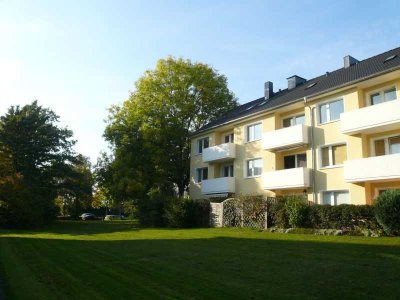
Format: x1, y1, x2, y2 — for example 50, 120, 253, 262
264, 81, 273, 100
287, 75, 306, 90
344, 55, 359, 68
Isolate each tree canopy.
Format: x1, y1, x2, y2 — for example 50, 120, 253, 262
0, 101, 92, 228
101, 57, 237, 207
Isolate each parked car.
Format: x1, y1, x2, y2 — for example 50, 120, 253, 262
80, 213, 97, 220
104, 214, 126, 221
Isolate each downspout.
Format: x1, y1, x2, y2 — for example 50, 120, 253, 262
304, 97, 316, 204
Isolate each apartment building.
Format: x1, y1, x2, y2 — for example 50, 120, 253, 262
190, 47, 400, 205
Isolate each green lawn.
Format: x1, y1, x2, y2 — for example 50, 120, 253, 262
0, 221, 399, 300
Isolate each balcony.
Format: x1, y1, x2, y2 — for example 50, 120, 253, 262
201, 177, 235, 194
263, 124, 309, 151
341, 100, 400, 135
202, 143, 236, 163
263, 167, 311, 190
344, 154, 400, 183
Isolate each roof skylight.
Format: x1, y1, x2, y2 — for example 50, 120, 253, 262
384, 54, 397, 63
306, 82, 317, 89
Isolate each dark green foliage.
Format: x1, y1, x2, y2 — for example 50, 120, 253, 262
284, 195, 309, 228
374, 190, 400, 235
267, 197, 288, 228
164, 197, 210, 228
0, 101, 77, 228
308, 204, 379, 230
267, 195, 379, 231
136, 188, 166, 227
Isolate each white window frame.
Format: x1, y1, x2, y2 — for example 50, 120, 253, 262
245, 122, 262, 143
318, 142, 347, 169
319, 190, 350, 205
374, 187, 400, 199
317, 97, 344, 125
245, 158, 263, 178
283, 153, 307, 169
195, 167, 208, 183
371, 133, 400, 156
282, 113, 306, 128
365, 84, 398, 106
223, 133, 234, 144
196, 137, 209, 154
221, 163, 234, 177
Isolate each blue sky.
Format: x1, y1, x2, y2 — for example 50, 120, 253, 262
1, 0, 399, 162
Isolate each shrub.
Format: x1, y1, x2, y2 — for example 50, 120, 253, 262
267, 197, 288, 228
136, 188, 166, 227
284, 196, 309, 228
308, 204, 379, 230
164, 197, 210, 228
374, 190, 400, 235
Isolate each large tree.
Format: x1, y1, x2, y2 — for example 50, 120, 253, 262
0, 101, 77, 228
103, 57, 237, 199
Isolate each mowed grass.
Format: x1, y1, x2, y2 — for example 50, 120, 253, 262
0, 221, 400, 300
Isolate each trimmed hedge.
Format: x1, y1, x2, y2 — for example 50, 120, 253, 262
374, 190, 400, 235
268, 195, 380, 231
164, 197, 210, 228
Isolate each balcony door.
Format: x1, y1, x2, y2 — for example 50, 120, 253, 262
284, 153, 307, 169
222, 164, 234, 177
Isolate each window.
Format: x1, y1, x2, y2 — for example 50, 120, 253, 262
373, 135, 400, 156
321, 191, 350, 205
224, 133, 234, 143
246, 123, 262, 142
377, 188, 400, 197
283, 114, 305, 128
284, 153, 307, 169
197, 137, 209, 154
223, 164, 234, 177
320, 144, 347, 168
196, 167, 208, 183
319, 99, 344, 124
369, 87, 397, 105
246, 158, 262, 177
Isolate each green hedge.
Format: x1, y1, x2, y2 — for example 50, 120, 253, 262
268, 195, 380, 231
164, 197, 210, 228
374, 190, 400, 235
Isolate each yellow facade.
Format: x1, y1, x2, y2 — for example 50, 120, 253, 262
190, 72, 400, 205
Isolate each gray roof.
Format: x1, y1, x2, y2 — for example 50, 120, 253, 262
195, 46, 400, 135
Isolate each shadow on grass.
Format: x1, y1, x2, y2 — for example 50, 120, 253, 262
1, 233, 400, 300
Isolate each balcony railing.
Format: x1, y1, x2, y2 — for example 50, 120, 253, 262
344, 154, 400, 183
341, 100, 400, 135
201, 177, 235, 194
263, 124, 309, 151
263, 167, 311, 190
202, 143, 236, 163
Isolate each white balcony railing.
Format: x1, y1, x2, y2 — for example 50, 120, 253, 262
202, 143, 236, 163
201, 177, 235, 194
263, 124, 309, 151
344, 154, 400, 183
341, 100, 400, 135
263, 167, 311, 190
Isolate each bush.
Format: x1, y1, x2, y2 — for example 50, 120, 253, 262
136, 188, 166, 227
374, 190, 400, 235
266, 195, 380, 231
164, 197, 210, 228
284, 195, 309, 228
267, 197, 288, 228
308, 204, 379, 230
